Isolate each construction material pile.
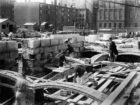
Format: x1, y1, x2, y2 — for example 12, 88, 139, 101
22, 34, 85, 74
0, 41, 18, 70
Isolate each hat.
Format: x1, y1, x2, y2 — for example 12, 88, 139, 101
109, 37, 112, 41
64, 38, 72, 43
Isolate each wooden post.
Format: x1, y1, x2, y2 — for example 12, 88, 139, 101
18, 58, 23, 74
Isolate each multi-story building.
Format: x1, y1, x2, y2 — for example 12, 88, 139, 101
14, 2, 88, 30
76, 9, 89, 29
0, 0, 15, 21
58, 0, 95, 30
125, 0, 140, 32
97, 0, 125, 33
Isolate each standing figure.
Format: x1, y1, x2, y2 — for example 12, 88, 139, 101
22, 31, 26, 38
8, 32, 13, 40
108, 37, 118, 62
55, 50, 67, 67
65, 38, 74, 57
74, 65, 86, 85
14, 78, 27, 105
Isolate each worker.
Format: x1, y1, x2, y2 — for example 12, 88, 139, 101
22, 31, 26, 38
8, 32, 13, 40
46, 52, 54, 64
55, 50, 67, 67
14, 78, 27, 105
65, 38, 74, 57
73, 65, 86, 85
108, 37, 118, 62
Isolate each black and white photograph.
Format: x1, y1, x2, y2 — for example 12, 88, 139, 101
0, 0, 140, 105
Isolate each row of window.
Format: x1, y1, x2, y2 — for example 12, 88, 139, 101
99, 0, 124, 9
98, 22, 124, 28
98, 9, 124, 21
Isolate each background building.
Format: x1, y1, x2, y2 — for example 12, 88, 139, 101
0, 0, 15, 21
14, 2, 89, 31
0, 18, 16, 33
97, 0, 125, 34
58, 0, 97, 30
125, 0, 140, 32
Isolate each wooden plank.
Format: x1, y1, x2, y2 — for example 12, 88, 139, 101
89, 72, 100, 79
113, 66, 123, 72
113, 72, 140, 105
48, 73, 92, 101
100, 71, 136, 105
66, 57, 85, 65
91, 101, 98, 105
98, 79, 113, 92
96, 78, 107, 86
91, 78, 114, 105
67, 73, 99, 103
1, 97, 14, 105
77, 78, 107, 105
44, 89, 72, 101
117, 67, 127, 72
44, 72, 92, 101
78, 98, 93, 105
32, 81, 107, 102
0, 82, 14, 89
67, 81, 93, 103
66, 73, 99, 103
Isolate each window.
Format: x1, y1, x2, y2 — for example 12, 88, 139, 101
99, 23, 102, 27
2, 25, 6, 29
119, 23, 122, 28
104, 23, 107, 27
114, 23, 116, 27
109, 23, 111, 27
135, 23, 138, 27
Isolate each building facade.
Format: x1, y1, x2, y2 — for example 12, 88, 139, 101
14, 2, 88, 30
0, 0, 15, 21
97, 0, 125, 33
58, 0, 96, 30
125, 0, 140, 32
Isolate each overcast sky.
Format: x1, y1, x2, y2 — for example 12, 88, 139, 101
16, 0, 53, 4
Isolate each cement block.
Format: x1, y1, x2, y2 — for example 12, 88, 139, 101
40, 38, 51, 47
28, 39, 41, 49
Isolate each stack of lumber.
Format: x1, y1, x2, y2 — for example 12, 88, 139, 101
29, 64, 134, 105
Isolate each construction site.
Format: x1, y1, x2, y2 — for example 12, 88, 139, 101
0, 32, 140, 105
1, 0, 140, 104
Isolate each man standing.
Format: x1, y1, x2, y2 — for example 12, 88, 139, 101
14, 78, 27, 105
65, 38, 74, 57
55, 50, 67, 67
109, 37, 118, 62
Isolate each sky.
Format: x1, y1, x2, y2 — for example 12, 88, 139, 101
15, 0, 93, 10
16, 0, 53, 4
